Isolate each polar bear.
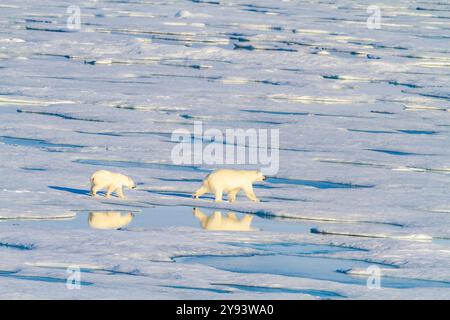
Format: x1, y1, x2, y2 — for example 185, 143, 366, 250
193, 208, 254, 231
88, 211, 134, 230
193, 169, 266, 202
90, 170, 136, 199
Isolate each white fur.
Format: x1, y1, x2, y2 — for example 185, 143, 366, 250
193, 208, 254, 231
90, 170, 136, 199
88, 211, 133, 230
193, 169, 266, 202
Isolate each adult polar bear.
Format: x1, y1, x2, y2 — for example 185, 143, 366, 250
90, 170, 136, 199
194, 169, 266, 202
88, 211, 134, 230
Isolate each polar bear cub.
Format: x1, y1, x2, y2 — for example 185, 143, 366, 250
193, 208, 254, 231
194, 169, 266, 202
90, 170, 136, 199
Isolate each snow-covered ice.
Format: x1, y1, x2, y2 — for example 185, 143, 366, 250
0, 0, 449, 299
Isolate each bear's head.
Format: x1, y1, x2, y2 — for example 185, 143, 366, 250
254, 170, 266, 182
126, 177, 137, 189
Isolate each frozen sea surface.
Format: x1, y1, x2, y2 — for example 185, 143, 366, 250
0, 0, 450, 299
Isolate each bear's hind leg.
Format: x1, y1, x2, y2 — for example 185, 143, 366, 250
105, 185, 116, 198
228, 188, 241, 203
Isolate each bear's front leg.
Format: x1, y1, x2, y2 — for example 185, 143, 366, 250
243, 185, 259, 202
116, 187, 127, 199
90, 185, 101, 198
214, 190, 223, 202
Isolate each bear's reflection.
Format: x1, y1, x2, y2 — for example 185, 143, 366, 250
88, 211, 133, 230
193, 208, 254, 231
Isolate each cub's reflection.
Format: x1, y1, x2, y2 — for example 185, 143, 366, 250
88, 211, 133, 230
193, 208, 254, 231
